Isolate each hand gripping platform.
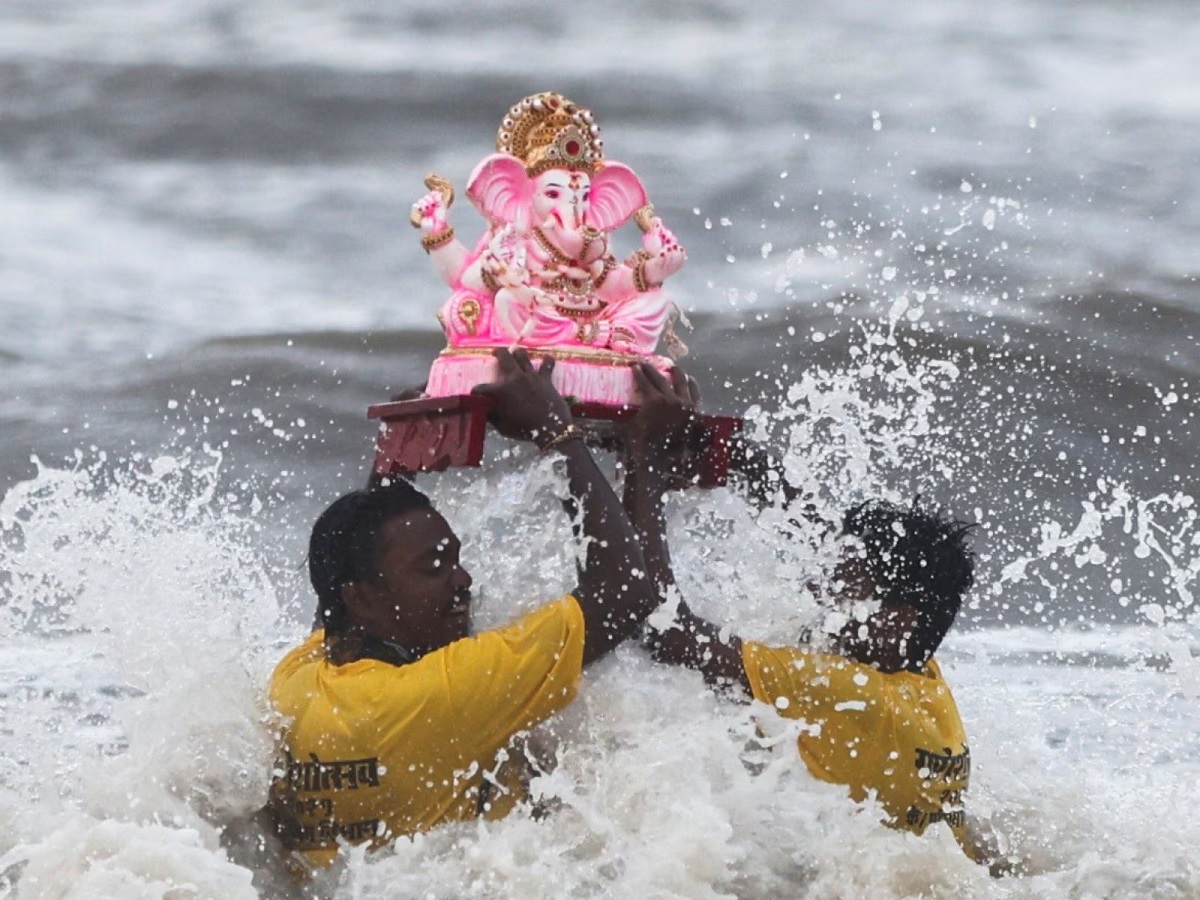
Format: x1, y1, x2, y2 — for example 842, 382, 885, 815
367, 396, 742, 489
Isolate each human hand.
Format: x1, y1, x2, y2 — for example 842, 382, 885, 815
389, 383, 428, 403
471, 348, 573, 447
624, 363, 701, 481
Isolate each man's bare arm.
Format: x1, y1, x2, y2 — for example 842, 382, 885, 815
556, 438, 662, 665
622, 364, 751, 694
473, 349, 660, 666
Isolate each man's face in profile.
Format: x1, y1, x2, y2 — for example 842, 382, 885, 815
804, 544, 917, 670
344, 509, 474, 655
807, 544, 878, 635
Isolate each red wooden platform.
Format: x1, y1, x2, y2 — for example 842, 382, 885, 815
367, 395, 743, 488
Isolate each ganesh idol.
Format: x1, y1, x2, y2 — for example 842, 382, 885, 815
410, 91, 687, 406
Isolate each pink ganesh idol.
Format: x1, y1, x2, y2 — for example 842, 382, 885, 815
410, 90, 687, 405
367, 91, 740, 484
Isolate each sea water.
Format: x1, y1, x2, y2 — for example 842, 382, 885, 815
2, 0, 1199, 896
2, 388, 1199, 898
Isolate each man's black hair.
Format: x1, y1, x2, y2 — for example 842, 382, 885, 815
308, 480, 432, 635
842, 498, 975, 665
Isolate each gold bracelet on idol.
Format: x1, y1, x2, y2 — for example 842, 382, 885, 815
479, 266, 501, 293
633, 256, 662, 294
421, 226, 456, 253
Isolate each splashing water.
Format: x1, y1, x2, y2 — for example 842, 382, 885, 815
1, 325, 1198, 899
2, 0, 1200, 890
0, 180, 1196, 896
995, 480, 1198, 626
0, 450, 288, 898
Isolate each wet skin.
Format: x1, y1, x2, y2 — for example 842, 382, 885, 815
822, 556, 921, 673
340, 509, 474, 658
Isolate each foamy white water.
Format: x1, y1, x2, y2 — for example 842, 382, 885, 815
2, 344, 1199, 898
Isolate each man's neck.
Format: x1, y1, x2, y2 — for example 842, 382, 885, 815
836, 639, 927, 675
325, 630, 422, 667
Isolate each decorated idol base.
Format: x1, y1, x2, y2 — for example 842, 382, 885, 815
367, 91, 742, 486
425, 347, 674, 405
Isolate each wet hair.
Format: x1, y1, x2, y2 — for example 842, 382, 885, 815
842, 499, 976, 665
308, 480, 432, 635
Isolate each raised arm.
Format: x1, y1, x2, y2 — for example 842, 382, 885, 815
472, 349, 660, 665
622, 364, 751, 695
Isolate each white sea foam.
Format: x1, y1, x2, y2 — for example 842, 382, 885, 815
1, 373, 1198, 897
0, 450, 288, 896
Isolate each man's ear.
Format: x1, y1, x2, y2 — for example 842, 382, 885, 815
886, 604, 921, 658
340, 581, 373, 628
882, 603, 919, 636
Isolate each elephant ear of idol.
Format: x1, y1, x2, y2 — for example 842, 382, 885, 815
466, 154, 531, 229
586, 162, 648, 232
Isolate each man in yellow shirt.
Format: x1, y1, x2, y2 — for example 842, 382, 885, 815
623, 363, 1001, 869
268, 349, 669, 869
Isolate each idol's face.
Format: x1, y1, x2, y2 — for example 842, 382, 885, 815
531, 169, 590, 230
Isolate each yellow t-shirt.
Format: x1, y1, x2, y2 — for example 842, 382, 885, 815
741, 642, 970, 845
269, 595, 586, 867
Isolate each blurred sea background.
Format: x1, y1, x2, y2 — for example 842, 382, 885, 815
1, 1, 1199, 897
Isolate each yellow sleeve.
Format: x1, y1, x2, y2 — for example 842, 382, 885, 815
268, 629, 325, 711
396, 595, 586, 750
741, 641, 879, 721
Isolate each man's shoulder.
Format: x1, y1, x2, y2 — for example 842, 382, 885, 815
891, 657, 955, 694
740, 641, 872, 707
271, 630, 325, 679
466, 594, 584, 647
429, 595, 586, 692
269, 630, 327, 711
885, 658, 965, 733
743, 640, 859, 675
